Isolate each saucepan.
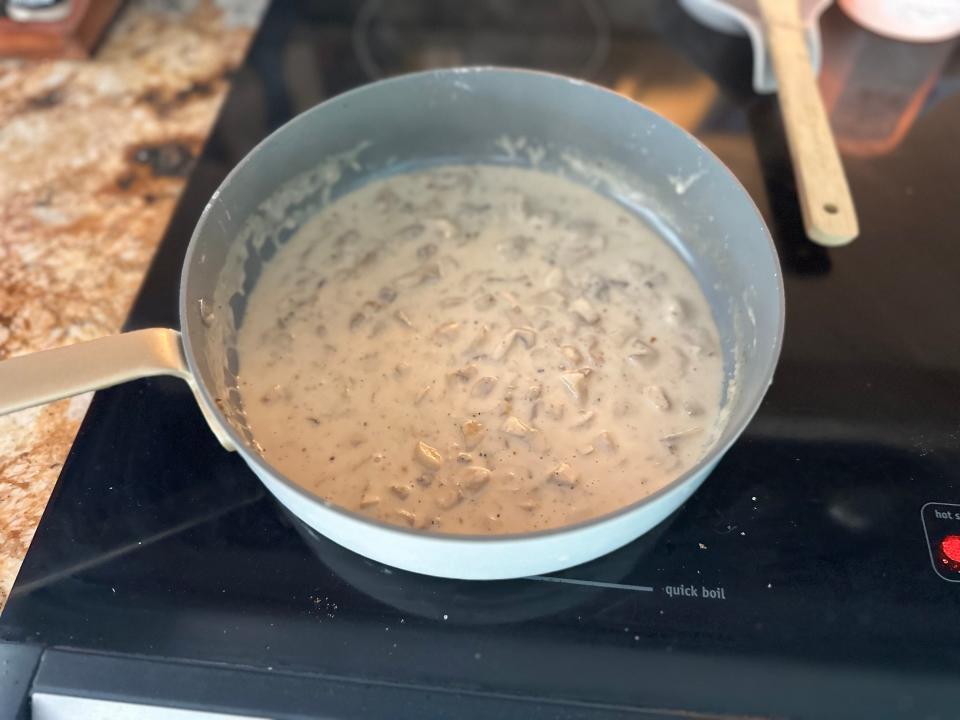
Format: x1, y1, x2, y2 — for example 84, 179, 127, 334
0, 68, 784, 579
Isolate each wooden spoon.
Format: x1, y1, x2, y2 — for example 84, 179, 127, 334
758, 0, 859, 246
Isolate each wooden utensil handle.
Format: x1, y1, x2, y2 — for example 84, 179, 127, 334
759, 0, 859, 247
0, 328, 234, 450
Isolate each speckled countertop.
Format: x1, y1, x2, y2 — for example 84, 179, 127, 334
0, 0, 265, 612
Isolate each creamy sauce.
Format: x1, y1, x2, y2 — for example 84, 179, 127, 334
237, 165, 724, 534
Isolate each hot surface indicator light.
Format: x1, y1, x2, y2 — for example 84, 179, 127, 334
940, 535, 960, 565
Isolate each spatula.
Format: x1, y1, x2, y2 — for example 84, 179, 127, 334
682, 0, 859, 246
757, 0, 858, 246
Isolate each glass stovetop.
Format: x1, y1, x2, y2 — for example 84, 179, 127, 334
2, 2, 959, 718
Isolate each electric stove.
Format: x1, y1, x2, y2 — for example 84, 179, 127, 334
2, 2, 959, 718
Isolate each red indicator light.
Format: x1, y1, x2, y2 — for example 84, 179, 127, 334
941, 535, 960, 565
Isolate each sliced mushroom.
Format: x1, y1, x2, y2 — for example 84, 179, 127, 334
501, 415, 536, 439
497, 235, 533, 261
564, 231, 607, 262
350, 455, 373, 471
499, 292, 531, 326
623, 337, 658, 368
642, 270, 669, 289
414, 440, 444, 470
348, 433, 368, 448
374, 188, 401, 213
490, 330, 515, 361
560, 370, 590, 404
434, 321, 460, 341
513, 326, 537, 348
488, 273, 529, 285
459, 466, 492, 494
416, 242, 438, 259
491, 327, 536, 360
643, 385, 671, 411
594, 430, 619, 453
683, 326, 719, 356
359, 493, 381, 508
354, 249, 379, 271
366, 321, 387, 340
471, 376, 498, 398
396, 262, 441, 288
560, 345, 583, 366
627, 351, 658, 369
543, 267, 566, 290
396, 222, 425, 241
461, 419, 485, 449
449, 365, 479, 383
463, 324, 490, 354
390, 484, 413, 499
547, 463, 579, 488
378, 286, 398, 303
393, 310, 414, 329
570, 297, 600, 324
522, 197, 559, 229
661, 427, 703, 446
436, 485, 463, 510
414, 385, 432, 405
587, 336, 605, 366
571, 410, 596, 429
663, 297, 689, 325
586, 274, 629, 302
427, 169, 473, 191
424, 216, 459, 239
529, 401, 541, 423
348, 312, 366, 331
473, 292, 497, 311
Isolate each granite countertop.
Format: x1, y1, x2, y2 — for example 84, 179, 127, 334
0, 0, 265, 612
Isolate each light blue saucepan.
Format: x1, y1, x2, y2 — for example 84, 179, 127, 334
0, 68, 784, 579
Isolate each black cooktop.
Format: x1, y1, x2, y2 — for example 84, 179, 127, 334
3, 2, 960, 718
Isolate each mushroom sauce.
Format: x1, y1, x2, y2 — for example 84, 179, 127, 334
237, 165, 725, 534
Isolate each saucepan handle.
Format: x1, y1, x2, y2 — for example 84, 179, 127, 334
0, 328, 235, 451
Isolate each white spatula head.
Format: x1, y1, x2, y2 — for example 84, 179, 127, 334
679, 0, 832, 93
